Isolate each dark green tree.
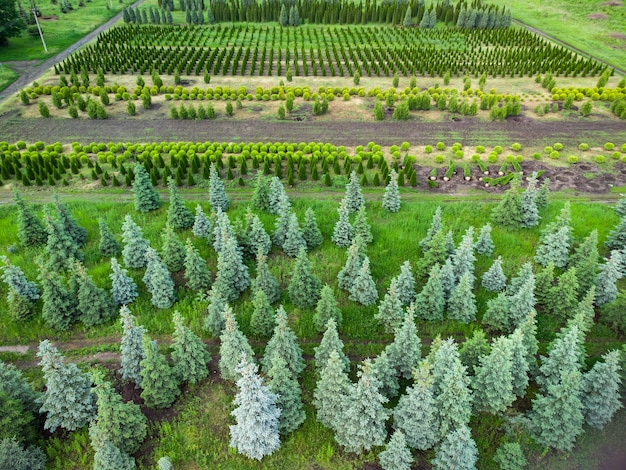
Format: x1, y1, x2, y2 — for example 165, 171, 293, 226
183, 238, 211, 291
98, 218, 120, 257
250, 288, 276, 339
166, 176, 194, 230
171, 311, 210, 385
132, 164, 160, 212
140, 336, 180, 409
14, 191, 47, 247
288, 247, 321, 308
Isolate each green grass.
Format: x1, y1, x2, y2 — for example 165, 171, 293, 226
0, 1, 131, 62
0, 65, 18, 92
499, 0, 626, 71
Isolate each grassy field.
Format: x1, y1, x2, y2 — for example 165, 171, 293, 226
498, 0, 626, 71
0, 65, 18, 92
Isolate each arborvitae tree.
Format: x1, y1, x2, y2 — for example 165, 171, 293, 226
581, 350, 623, 429
192, 204, 211, 238
92, 440, 135, 470
314, 350, 352, 429
76, 262, 115, 327
313, 285, 342, 333
387, 309, 422, 379
109, 258, 138, 306
415, 264, 445, 321
166, 177, 194, 230
353, 205, 373, 245
132, 163, 160, 212
119, 306, 146, 387
452, 227, 476, 283
288, 247, 321, 308
213, 234, 250, 303
375, 279, 404, 333
337, 235, 365, 291
283, 213, 307, 257
332, 202, 354, 248
459, 329, 491, 376
349, 257, 378, 306
393, 361, 437, 450
272, 196, 291, 249
493, 442, 527, 470
121, 214, 151, 269
209, 163, 229, 211
42, 206, 82, 272
14, 191, 47, 247
520, 178, 540, 228
247, 212, 272, 256
171, 311, 210, 384
143, 247, 176, 309
420, 206, 443, 252
0, 438, 46, 470
547, 267, 579, 321
379, 431, 412, 470
98, 218, 120, 257
314, 317, 349, 372
53, 194, 87, 247
140, 336, 180, 409
262, 305, 304, 377
219, 306, 255, 381
38, 263, 77, 330
342, 170, 365, 214
535, 225, 571, 269
382, 169, 401, 212
506, 328, 530, 397
279, 4, 288, 26
431, 425, 478, 470
334, 360, 390, 454
250, 288, 276, 339
91, 374, 147, 454
229, 356, 281, 460
491, 177, 523, 228
300, 207, 323, 249
535, 177, 550, 209
447, 272, 477, 323
183, 238, 211, 291
529, 370, 584, 451
482, 256, 507, 292
472, 336, 515, 413
37, 340, 96, 431
474, 223, 494, 256
595, 252, 622, 306
434, 352, 473, 438
161, 223, 186, 272
204, 287, 227, 336
537, 325, 584, 390
267, 355, 305, 434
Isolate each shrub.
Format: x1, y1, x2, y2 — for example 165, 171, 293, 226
568, 156, 579, 164
604, 142, 615, 151
476, 145, 485, 153
38, 102, 50, 117
511, 143, 521, 151
424, 145, 433, 153
488, 154, 498, 163
595, 155, 606, 163
579, 143, 589, 151
434, 155, 445, 164
553, 143, 563, 151
436, 142, 445, 150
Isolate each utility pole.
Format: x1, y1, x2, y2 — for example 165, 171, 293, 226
31, 7, 47, 53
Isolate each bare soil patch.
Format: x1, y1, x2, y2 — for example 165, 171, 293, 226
609, 33, 626, 40
588, 13, 610, 19
600, 1, 623, 6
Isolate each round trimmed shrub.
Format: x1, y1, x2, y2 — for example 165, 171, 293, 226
568, 156, 579, 164
595, 155, 606, 163
424, 145, 433, 153
579, 143, 589, 151
553, 143, 563, 151
511, 142, 522, 151
434, 155, 445, 163
604, 142, 615, 151
436, 142, 445, 150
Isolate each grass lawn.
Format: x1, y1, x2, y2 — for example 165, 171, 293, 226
0, 0, 131, 62
0, 65, 18, 92
497, 0, 626, 71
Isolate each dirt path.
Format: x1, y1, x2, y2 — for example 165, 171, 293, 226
0, 0, 145, 104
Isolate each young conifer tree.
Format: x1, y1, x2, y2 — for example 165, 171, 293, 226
353, 205, 373, 245
371, 348, 400, 398
0, 438, 46, 470
394, 260, 416, 305
568, 230, 599, 294
447, 272, 477, 323
379, 431, 413, 470
537, 324, 584, 391
247, 212, 272, 256
505, 328, 530, 397
98, 218, 120, 257
420, 206, 443, 252
332, 202, 354, 248
140, 336, 180, 409
382, 169, 401, 212
161, 223, 186, 272
387, 309, 422, 379
166, 176, 194, 230
314, 350, 352, 430
452, 227, 476, 283
53, 194, 87, 247
110, 258, 138, 306
213, 234, 250, 303
302, 207, 323, 249
14, 191, 47, 247
38, 263, 77, 330
37, 340, 96, 432
547, 267, 579, 321
267, 355, 305, 434
272, 196, 291, 249
595, 252, 622, 306
121, 214, 151, 269
251, 171, 271, 212
91, 438, 135, 470
0, 256, 39, 320
581, 350, 623, 429
375, 278, 404, 333
535, 225, 571, 269
119, 306, 146, 388
42, 206, 82, 272
415, 264, 445, 321
76, 262, 115, 327
192, 204, 211, 238
313, 284, 342, 332
212, 208, 236, 254
229, 356, 281, 460
349, 257, 378, 306
482, 256, 507, 291
171, 311, 210, 385
209, 163, 229, 211
342, 170, 365, 214
472, 336, 515, 413
288, 247, 321, 308
474, 223, 495, 256
314, 317, 349, 372
337, 235, 366, 291
132, 163, 161, 212
459, 329, 491, 376
183, 239, 212, 291
431, 425, 478, 470
251, 250, 280, 304
520, 177, 540, 228
250, 288, 276, 339
204, 287, 227, 336
268, 177, 290, 214
262, 305, 305, 377
143, 247, 176, 309
283, 213, 307, 257
491, 177, 523, 228
219, 306, 255, 381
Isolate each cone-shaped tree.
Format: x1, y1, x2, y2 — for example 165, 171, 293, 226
219, 306, 255, 381
475, 223, 495, 256
140, 336, 179, 409
547, 267, 579, 321
209, 163, 229, 211
302, 207, 323, 249
452, 227, 476, 283
0, 438, 46, 470
37, 340, 96, 431
314, 350, 352, 430
272, 196, 291, 249
121, 214, 150, 269
76, 262, 115, 327
491, 177, 523, 228
507, 262, 534, 296
382, 169, 401, 212
395, 260, 416, 305
14, 191, 47, 247
459, 329, 491, 376
535, 177, 550, 209
262, 305, 305, 377
92, 438, 135, 470
119, 306, 146, 388
247, 212, 272, 256
520, 178, 540, 228
508, 276, 536, 330
581, 350, 623, 429
387, 308, 422, 379
98, 218, 120, 257
213, 234, 250, 303
415, 264, 445, 321
42, 206, 82, 272
132, 163, 160, 212
353, 205, 373, 245
568, 230, 599, 296
161, 223, 186, 272
332, 202, 354, 248
418, 229, 448, 277
143, 248, 176, 309
251, 250, 280, 304
0, 255, 40, 310
349, 257, 378, 306
420, 206, 443, 252
482, 256, 506, 291
192, 204, 211, 238
288, 247, 321, 308
472, 336, 515, 413
204, 287, 227, 336
371, 348, 399, 398
183, 239, 211, 291
447, 272, 477, 323
166, 177, 194, 230
595, 252, 622, 306
212, 208, 236, 254
313, 285, 342, 332
171, 311, 210, 384
53, 194, 87, 247
535, 225, 571, 269
333, 360, 390, 454
505, 328, 530, 397
283, 213, 307, 257
393, 361, 437, 450
432, 425, 478, 470
314, 317, 349, 372
375, 278, 404, 333
537, 324, 584, 390
342, 170, 365, 213
337, 235, 365, 291
267, 355, 305, 434
110, 258, 138, 306
379, 430, 412, 470
38, 263, 77, 330
229, 356, 281, 460
250, 288, 276, 339
268, 177, 290, 214
251, 171, 271, 212
493, 442, 527, 470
